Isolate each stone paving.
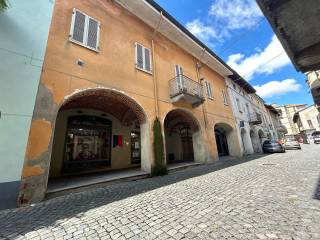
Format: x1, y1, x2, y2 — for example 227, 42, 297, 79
0, 145, 319, 240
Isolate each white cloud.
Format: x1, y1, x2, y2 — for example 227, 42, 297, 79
210, 0, 262, 30
186, 0, 263, 45
227, 35, 291, 80
254, 79, 302, 98
186, 19, 218, 44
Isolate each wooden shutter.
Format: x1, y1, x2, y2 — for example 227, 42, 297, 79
136, 43, 144, 69
144, 48, 151, 72
71, 9, 86, 44
87, 17, 99, 50
205, 81, 213, 99
208, 82, 213, 99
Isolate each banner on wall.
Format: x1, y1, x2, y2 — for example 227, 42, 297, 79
113, 135, 123, 148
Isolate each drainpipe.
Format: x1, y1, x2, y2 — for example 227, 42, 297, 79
151, 11, 163, 119
196, 49, 208, 128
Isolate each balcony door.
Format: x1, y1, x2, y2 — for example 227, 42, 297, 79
175, 65, 184, 91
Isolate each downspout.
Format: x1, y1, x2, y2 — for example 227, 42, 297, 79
151, 11, 163, 119
196, 48, 208, 128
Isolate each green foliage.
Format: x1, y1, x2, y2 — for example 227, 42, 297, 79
0, 0, 9, 12
151, 118, 167, 176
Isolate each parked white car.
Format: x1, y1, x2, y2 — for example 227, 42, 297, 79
285, 138, 301, 150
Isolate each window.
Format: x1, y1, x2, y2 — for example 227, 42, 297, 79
69, 9, 100, 51
236, 98, 242, 112
246, 104, 250, 113
205, 81, 213, 99
307, 120, 314, 128
135, 43, 152, 73
222, 90, 228, 105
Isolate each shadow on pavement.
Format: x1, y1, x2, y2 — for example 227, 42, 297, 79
314, 175, 320, 200
0, 153, 267, 238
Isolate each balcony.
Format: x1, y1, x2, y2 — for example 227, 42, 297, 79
249, 112, 262, 125
169, 75, 205, 107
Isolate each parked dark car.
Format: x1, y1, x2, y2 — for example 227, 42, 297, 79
312, 131, 320, 144
263, 140, 286, 153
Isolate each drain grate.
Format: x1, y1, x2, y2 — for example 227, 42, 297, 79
261, 163, 277, 166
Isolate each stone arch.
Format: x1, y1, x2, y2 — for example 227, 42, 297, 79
163, 109, 205, 164
240, 127, 254, 155
258, 129, 265, 144
250, 129, 261, 153
50, 88, 151, 177
214, 122, 232, 156
214, 122, 239, 157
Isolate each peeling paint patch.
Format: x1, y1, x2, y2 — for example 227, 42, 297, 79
22, 165, 45, 178
25, 120, 52, 160
42, 70, 71, 105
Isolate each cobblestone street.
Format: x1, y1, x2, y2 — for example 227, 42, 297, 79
0, 145, 319, 240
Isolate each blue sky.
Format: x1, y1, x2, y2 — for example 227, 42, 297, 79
155, 0, 313, 106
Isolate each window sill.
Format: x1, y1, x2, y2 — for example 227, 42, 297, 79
135, 66, 153, 75
69, 38, 100, 53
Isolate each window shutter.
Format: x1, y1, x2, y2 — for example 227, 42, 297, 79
136, 44, 144, 69
144, 48, 151, 72
205, 81, 209, 96
71, 10, 86, 44
205, 81, 213, 99
87, 18, 99, 50
209, 82, 213, 98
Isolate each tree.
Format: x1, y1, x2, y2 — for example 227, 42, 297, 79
151, 118, 167, 176
0, 0, 9, 12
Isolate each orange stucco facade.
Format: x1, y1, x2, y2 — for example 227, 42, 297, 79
19, 0, 241, 205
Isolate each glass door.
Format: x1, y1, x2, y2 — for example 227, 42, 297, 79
131, 132, 141, 164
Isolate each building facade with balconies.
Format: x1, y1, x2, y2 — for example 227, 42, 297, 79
226, 78, 275, 155
15, 0, 244, 206
274, 104, 307, 137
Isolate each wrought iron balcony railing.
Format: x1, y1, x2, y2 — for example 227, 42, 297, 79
249, 112, 262, 125
169, 75, 204, 107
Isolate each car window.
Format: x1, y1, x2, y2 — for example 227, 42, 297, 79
264, 140, 270, 144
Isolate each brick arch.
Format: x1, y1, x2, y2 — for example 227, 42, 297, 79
164, 109, 200, 132
60, 88, 147, 125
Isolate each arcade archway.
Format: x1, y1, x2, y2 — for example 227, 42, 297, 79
49, 88, 150, 180
164, 109, 203, 164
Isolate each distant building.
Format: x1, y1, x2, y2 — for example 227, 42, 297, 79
293, 105, 320, 143
306, 71, 320, 110
274, 104, 307, 136
264, 104, 287, 140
